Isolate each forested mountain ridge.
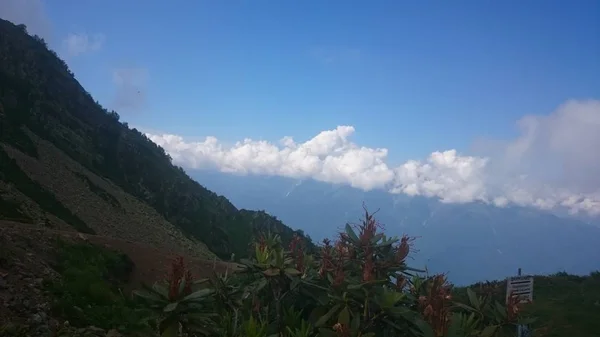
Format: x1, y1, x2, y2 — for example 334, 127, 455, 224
0, 18, 312, 258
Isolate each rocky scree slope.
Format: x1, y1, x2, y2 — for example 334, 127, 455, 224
0, 18, 313, 259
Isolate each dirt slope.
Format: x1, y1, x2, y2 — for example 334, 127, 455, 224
0, 128, 215, 260
0, 220, 239, 285
0, 220, 240, 333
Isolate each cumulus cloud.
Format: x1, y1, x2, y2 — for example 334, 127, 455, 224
111, 68, 148, 112
145, 99, 600, 216
0, 0, 53, 41
62, 33, 105, 57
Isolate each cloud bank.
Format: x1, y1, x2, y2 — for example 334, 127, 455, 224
146, 99, 600, 216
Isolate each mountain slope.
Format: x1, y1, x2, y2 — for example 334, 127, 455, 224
191, 170, 600, 285
0, 18, 312, 259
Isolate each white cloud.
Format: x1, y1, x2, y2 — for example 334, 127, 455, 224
62, 33, 105, 56
390, 150, 489, 203
145, 99, 600, 216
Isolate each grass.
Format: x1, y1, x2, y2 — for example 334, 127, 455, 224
47, 240, 153, 334
523, 272, 600, 337
454, 271, 600, 337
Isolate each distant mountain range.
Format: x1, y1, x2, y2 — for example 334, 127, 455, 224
192, 169, 600, 285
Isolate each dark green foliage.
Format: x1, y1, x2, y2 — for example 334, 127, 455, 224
48, 240, 152, 334
231, 210, 317, 259
520, 272, 600, 337
0, 147, 94, 233
453, 272, 600, 337
0, 18, 313, 258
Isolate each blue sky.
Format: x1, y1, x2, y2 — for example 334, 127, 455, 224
39, 0, 599, 163
3, 0, 600, 215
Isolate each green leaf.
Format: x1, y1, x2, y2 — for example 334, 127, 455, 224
382, 318, 406, 331
345, 223, 359, 242
371, 233, 385, 244
263, 267, 280, 277
163, 302, 178, 312
338, 306, 350, 326
404, 266, 427, 273
453, 302, 477, 312
192, 278, 209, 285
325, 272, 334, 283
151, 283, 170, 299
351, 311, 360, 331
317, 328, 337, 337
446, 313, 463, 337
494, 301, 507, 319
284, 267, 302, 276
185, 322, 214, 336
466, 288, 480, 309
248, 278, 268, 293
239, 258, 255, 267
181, 288, 213, 302
178, 276, 187, 299
480, 325, 498, 337
412, 318, 435, 337
315, 304, 341, 327
159, 319, 180, 337
133, 289, 164, 303
347, 283, 364, 290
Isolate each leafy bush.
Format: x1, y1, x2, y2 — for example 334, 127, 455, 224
134, 209, 536, 337
48, 240, 152, 334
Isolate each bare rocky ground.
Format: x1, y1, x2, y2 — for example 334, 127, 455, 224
0, 130, 242, 335
0, 221, 241, 337
2, 129, 216, 260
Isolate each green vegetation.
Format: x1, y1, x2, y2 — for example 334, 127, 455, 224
454, 272, 600, 337
0, 18, 312, 258
44, 212, 600, 337
526, 272, 600, 337
47, 240, 153, 334
46, 211, 538, 337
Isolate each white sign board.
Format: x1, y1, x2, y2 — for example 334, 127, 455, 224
506, 275, 534, 304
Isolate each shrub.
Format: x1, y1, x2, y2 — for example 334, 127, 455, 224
48, 240, 152, 334
134, 209, 536, 337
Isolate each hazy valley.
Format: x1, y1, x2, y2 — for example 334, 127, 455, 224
192, 170, 600, 285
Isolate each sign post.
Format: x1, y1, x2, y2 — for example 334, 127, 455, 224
506, 268, 533, 337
